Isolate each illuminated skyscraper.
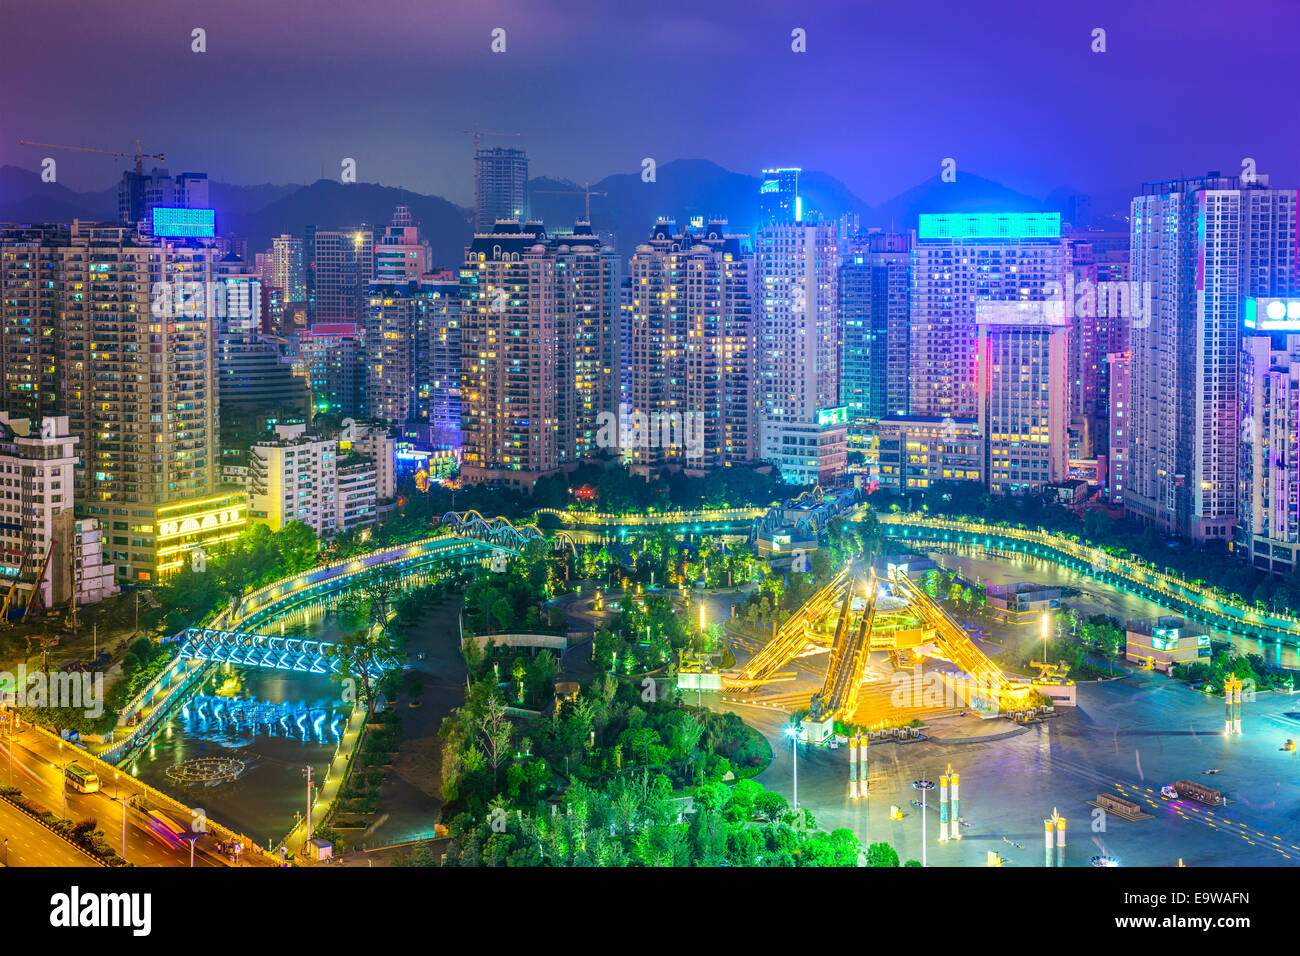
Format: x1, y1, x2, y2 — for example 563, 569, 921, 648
307, 225, 374, 325
553, 223, 620, 465
1128, 174, 1299, 542
375, 205, 430, 283
976, 307, 1069, 495
1066, 235, 1130, 458
1238, 299, 1300, 570
270, 234, 306, 303
459, 220, 559, 487
0, 223, 70, 424
756, 219, 844, 485
839, 231, 911, 444
910, 213, 1070, 419
759, 168, 801, 225
625, 220, 755, 472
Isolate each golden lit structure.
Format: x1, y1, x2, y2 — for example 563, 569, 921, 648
726, 564, 1032, 722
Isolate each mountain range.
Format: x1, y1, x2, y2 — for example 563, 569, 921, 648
0, 160, 1112, 266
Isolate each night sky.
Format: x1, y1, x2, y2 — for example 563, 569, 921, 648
3, 0, 1297, 203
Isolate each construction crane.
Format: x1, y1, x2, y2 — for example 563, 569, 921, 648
0, 540, 55, 625
19, 140, 164, 178
0, 551, 34, 623
532, 182, 608, 223
21, 540, 56, 622
462, 129, 521, 229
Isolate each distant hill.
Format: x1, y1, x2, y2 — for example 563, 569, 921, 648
1, 160, 1084, 267
224, 180, 472, 266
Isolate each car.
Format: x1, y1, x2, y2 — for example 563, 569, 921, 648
1161, 785, 1179, 799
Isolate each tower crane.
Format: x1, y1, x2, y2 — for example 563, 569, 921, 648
532, 182, 608, 223
19, 140, 165, 177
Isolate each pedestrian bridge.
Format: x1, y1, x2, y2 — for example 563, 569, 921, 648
174, 626, 399, 680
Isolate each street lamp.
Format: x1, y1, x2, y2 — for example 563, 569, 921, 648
912, 779, 935, 867
785, 726, 800, 813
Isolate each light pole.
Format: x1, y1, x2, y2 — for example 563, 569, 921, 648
785, 726, 800, 813
912, 779, 935, 867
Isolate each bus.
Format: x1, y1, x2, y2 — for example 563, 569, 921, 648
64, 763, 99, 794
146, 809, 187, 846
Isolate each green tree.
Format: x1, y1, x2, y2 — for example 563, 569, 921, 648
864, 841, 900, 867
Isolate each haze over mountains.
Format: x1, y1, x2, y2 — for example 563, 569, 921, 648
0, 159, 1115, 265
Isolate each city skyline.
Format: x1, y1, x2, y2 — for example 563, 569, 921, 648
6, 0, 1300, 903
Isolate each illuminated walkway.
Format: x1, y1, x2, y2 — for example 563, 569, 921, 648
878, 513, 1300, 645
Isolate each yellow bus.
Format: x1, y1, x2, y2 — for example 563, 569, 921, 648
64, 763, 99, 794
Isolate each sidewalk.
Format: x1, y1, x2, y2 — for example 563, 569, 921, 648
279, 704, 365, 862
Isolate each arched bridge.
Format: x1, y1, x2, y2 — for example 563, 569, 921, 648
175, 626, 398, 680
439, 511, 576, 554
876, 513, 1300, 645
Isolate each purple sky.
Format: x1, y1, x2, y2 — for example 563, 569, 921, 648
3, 0, 1297, 203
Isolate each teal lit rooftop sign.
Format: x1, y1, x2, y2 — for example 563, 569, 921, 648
918, 212, 1060, 240
152, 207, 216, 238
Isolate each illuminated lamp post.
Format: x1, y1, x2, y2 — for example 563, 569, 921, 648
785, 726, 800, 813
912, 779, 934, 866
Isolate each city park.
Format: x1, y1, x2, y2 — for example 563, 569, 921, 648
4, 462, 1300, 867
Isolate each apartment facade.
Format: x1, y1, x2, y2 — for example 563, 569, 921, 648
976, 308, 1070, 495
910, 212, 1070, 419
1128, 175, 1299, 542
624, 221, 755, 472
756, 220, 844, 485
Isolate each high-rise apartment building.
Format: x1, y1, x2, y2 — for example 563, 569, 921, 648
459, 220, 559, 487
0, 222, 242, 582
839, 231, 911, 443
306, 225, 373, 325
424, 270, 462, 450
1106, 350, 1131, 504
365, 278, 443, 426
756, 220, 844, 485
292, 324, 364, 418
0, 224, 70, 424
624, 220, 755, 472
1067, 236, 1131, 458
474, 148, 528, 233
1238, 298, 1300, 571
911, 212, 1070, 419
270, 234, 307, 304
1128, 174, 1299, 542
553, 223, 620, 466
976, 307, 1070, 495
0, 413, 117, 608
375, 205, 430, 283
759, 168, 801, 225
458, 220, 619, 487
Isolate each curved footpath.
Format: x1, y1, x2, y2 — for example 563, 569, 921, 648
876, 513, 1300, 646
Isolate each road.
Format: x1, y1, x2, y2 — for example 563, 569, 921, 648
0, 797, 99, 867
0, 726, 231, 867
